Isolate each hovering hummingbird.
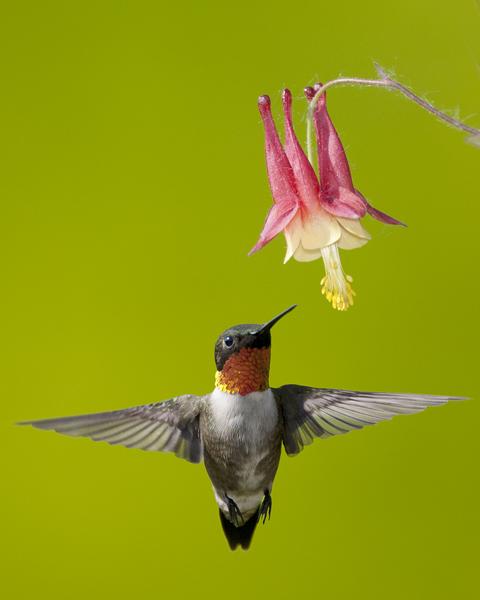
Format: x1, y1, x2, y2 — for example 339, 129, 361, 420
20, 305, 462, 550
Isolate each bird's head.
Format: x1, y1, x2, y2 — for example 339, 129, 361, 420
214, 305, 296, 396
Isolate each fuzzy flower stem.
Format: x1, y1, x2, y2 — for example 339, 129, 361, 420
306, 65, 480, 164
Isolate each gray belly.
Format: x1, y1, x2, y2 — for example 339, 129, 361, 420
203, 434, 282, 494
201, 389, 282, 519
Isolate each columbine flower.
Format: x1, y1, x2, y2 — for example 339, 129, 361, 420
250, 85, 404, 311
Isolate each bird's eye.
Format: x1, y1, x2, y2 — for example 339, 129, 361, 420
224, 336, 234, 347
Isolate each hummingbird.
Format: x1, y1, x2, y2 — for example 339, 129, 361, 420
20, 305, 462, 550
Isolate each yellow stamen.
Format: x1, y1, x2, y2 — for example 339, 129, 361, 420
320, 244, 355, 311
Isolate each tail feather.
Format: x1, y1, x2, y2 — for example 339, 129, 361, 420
219, 509, 259, 550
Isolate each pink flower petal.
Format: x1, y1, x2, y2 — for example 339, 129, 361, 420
310, 83, 354, 192
306, 86, 404, 225
366, 204, 406, 226
322, 187, 367, 219
258, 95, 299, 213
249, 204, 298, 255
355, 191, 406, 226
282, 89, 320, 210
304, 86, 363, 217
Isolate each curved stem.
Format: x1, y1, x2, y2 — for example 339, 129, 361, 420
306, 67, 480, 164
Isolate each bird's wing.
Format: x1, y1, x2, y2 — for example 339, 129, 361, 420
19, 395, 205, 463
273, 385, 465, 456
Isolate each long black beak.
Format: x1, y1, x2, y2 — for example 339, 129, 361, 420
254, 304, 297, 335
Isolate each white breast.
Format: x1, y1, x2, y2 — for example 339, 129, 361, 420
208, 387, 279, 447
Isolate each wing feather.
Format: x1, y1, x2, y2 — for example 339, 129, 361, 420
19, 395, 205, 463
274, 385, 465, 455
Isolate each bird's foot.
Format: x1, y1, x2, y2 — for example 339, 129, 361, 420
225, 494, 244, 527
258, 489, 272, 524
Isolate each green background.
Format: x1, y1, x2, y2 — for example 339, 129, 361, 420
2, 1, 478, 598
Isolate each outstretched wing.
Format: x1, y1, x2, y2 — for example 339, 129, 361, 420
273, 385, 464, 456
19, 395, 205, 463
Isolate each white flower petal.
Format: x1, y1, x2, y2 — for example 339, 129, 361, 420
301, 208, 341, 250
283, 215, 302, 263
337, 228, 370, 250
293, 243, 324, 263
337, 217, 371, 239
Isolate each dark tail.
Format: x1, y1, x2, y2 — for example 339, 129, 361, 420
219, 509, 259, 551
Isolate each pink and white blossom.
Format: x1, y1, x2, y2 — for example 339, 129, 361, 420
250, 85, 404, 310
